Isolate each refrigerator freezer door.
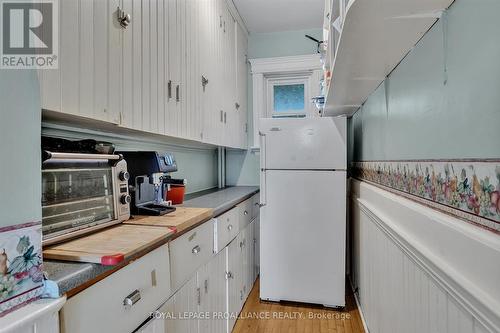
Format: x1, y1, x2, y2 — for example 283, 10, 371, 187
260, 170, 346, 307
260, 117, 346, 170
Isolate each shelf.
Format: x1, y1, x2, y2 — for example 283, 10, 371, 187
323, 0, 455, 116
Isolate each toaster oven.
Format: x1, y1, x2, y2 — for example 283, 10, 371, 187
41, 151, 131, 245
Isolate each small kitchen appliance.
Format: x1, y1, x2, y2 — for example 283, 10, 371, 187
42, 149, 131, 246
118, 151, 179, 216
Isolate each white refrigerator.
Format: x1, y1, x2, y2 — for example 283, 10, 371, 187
259, 117, 347, 308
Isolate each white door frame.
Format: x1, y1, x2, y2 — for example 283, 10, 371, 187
249, 54, 322, 149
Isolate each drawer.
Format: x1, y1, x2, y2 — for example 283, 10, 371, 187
238, 198, 253, 229
251, 193, 260, 219
214, 208, 239, 253
169, 220, 214, 291
60, 244, 171, 333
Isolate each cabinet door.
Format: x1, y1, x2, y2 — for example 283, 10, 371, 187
184, 0, 203, 141
198, 250, 227, 333
220, 6, 237, 147
226, 235, 243, 332
200, 0, 217, 145
166, 0, 181, 137
254, 216, 260, 280
122, 0, 166, 134
162, 276, 198, 333
39, 0, 121, 124
235, 22, 248, 149
241, 223, 253, 300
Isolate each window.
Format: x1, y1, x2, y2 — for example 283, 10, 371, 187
273, 84, 305, 115
267, 78, 309, 118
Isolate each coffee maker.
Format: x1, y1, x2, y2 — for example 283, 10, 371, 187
119, 151, 178, 216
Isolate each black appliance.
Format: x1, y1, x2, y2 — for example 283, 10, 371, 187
119, 151, 178, 216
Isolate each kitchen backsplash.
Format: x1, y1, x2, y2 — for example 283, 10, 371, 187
42, 122, 219, 194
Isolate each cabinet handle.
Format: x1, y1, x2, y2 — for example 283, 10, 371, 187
235, 102, 240, 110
123, 289, 141, 308
224, 112, 227, 124
220, 15, 222, 28
201, 75, 209, 91
204, 279, 209, 293
117, 7, 131, 28
244, 210, 248, 216
176, 85, 180, 102
220, 110, 224, 122
192, 245, 201, 254
227, 224, 233, 231
167, 80, 172, 99
225, 271, 233, 280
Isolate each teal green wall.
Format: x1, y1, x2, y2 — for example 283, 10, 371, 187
350, 0, 500, 162
42, 124, 219, 194
227, 29, 322, 186
248, 28, 323, 59
0, 70, 41, 227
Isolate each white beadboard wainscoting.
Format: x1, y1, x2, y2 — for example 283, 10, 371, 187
350, 180, 500, 333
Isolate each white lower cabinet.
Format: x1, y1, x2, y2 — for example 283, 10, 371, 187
161, 275, 198, 333
226, 234, 243, 333
169, 220, 215, 292
61, 194, 259, 333
243, 221, 255, 300
60, 244, 171, 333
253, 217, 260, 280
151, 193, 260, 333
198, 250, 227, 333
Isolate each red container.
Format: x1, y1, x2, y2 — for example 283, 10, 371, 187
166, 185, 185, 205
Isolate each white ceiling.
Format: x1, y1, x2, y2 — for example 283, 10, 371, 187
232, 0, 324, 33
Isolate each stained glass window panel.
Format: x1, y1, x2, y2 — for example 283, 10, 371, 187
273, 84, 305, 113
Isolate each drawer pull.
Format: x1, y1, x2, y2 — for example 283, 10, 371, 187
192, 245, 201, 254
244, 210, 248, 215
225, 271, 233, 280
227, 224, 233, 231
123, 289, 141, 308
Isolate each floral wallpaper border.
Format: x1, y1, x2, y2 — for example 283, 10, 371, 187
0, 222, 44, 317
352, 160, 500, 234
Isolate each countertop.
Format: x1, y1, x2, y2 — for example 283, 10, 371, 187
43, 186, 259, 298
182, 186, 259, 216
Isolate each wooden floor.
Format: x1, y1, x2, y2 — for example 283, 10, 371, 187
233, 279, 365, 333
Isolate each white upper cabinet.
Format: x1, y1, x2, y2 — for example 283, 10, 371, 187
235, 21, 248, 149
39, 0, 122, 124
39, 0, 248, 149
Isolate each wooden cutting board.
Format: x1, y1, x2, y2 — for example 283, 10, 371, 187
43, 224, 173, 265
125, 207, 213, 233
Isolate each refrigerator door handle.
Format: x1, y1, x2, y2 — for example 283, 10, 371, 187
259, 131, 267, 207
260, 170, 266, 207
